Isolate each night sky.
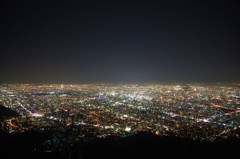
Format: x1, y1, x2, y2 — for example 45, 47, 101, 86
1, 0, 240, 83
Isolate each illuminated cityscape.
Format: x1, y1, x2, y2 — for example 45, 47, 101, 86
1, 0, 240, 158
1, 83, 240, 151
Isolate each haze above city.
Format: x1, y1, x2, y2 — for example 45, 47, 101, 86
1, 0, 240, 83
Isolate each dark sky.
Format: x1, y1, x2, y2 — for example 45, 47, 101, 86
1, 0, 240, 83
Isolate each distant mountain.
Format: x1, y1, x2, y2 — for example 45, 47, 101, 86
0, 105, 19, 119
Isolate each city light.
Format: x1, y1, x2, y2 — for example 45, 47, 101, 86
0, 83, 240, 150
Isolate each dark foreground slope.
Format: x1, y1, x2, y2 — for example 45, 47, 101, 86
82, 133, 240, 159
0, 105, 19, 119
0, 131, 239, 159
